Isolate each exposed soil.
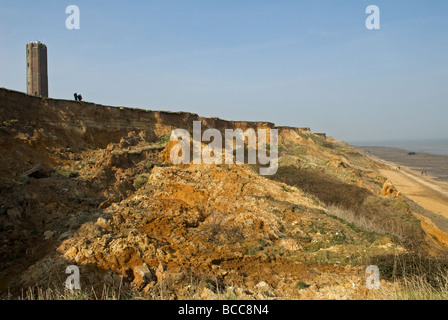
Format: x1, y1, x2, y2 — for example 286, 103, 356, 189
1, 88, 447, 300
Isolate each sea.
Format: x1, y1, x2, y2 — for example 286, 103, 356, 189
349, 139, 448, 157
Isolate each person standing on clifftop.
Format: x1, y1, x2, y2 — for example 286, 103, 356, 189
78, 94, 83, 101
74, 92, 78, 101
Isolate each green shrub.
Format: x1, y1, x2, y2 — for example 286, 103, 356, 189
53, 167, 79, 178
133, 174, 148, 190
159, 132, 172, 145
297, 281, 310, 290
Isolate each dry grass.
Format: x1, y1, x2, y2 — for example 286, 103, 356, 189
268, 166, 371, 210
14, 284, 144, 300
12, 276, 448, 300
326, 204, 415, 244
374, 253, 448, 300
10, 274, 239, 301
269, 166, 425, 250
395, 276, 448, 300
8, 254, 448, 300
327, 205, 383, 235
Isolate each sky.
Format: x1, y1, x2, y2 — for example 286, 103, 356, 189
1, 0, 447, 142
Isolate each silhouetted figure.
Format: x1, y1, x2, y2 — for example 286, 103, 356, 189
74, 92, 78, 101
78, 94, 83, 101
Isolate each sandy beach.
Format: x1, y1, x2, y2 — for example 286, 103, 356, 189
356, 146, 448, 235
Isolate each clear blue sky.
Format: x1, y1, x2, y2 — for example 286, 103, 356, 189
1, 0, 447, 142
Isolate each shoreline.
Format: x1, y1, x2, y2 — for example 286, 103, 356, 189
355, 145, 448, 182
356, 146, 448, 236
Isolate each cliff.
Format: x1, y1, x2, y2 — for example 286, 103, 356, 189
0, 87, 444, 300
0, 87, 312, 178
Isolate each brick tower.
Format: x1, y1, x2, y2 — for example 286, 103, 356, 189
26, 41, 48, 97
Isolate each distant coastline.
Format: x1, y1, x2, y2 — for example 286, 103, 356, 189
349, 139, 448, 157
351, 143, 448, 182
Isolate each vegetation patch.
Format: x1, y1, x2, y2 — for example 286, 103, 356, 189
269, 165, 425, 250
53, 167, 79, 178
297, 281, 311, 290
158, 132, 172, 145
133, 174, 148, 190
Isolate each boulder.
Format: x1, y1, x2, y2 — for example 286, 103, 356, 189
309, 268, 322, 275
381, 180, 395, 196
44, 230, 54, 240
133, 264, 154, 288
255, 281, 274, 297
155, 263, 167, 283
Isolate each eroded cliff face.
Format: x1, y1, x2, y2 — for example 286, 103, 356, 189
0, 88, 440, 300
0, 88, 308, 178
